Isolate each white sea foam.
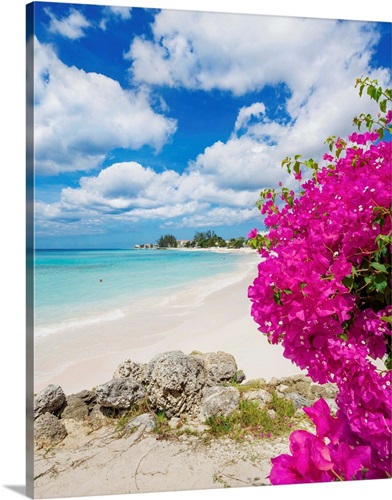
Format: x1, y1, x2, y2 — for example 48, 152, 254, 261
35, 308, 125, 337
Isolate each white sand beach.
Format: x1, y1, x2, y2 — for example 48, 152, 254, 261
34, 251, 303, 395
33, 251, 308, 498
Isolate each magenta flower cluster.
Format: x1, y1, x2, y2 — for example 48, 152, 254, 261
248, 107, 391, 483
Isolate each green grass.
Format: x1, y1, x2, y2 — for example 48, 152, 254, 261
111, 387, 303, 443
113, 397, 151, 436
205, 390, 297, 441
228, 378, 267, 393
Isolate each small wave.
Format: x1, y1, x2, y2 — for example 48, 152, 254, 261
35, 308, 125, 337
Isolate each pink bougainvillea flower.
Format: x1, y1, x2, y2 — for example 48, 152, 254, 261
269, 430, 333, 484
330, 443, 371, 480
303, 399, 343, 445
247, 228, 258, 239
249, 96, 392, 482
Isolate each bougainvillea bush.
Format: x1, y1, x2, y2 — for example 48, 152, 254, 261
248, 77, 392, 483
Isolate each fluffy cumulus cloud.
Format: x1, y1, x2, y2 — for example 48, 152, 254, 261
44, 7, 91, 39
128, 12, 380, 95
99, 6, 132, 30
34, 38, 177, 174
36, 152, 261, 232
124, 9, 391, 198
128, 10, 390, 142
35, 10, 392, 235
234, 103, 266, 133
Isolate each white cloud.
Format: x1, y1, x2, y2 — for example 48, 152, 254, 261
234, 103, 266, 133
167, 207, 260, 229
35, 10, 391, 234
34, 39, 177, 174
35, 152, 262, 232
60, 162, 182, 211
106, 6, 132, 20
128, 11, 383, 96
99, 6, 132, 30
125, 10, 391, 197
44, 7, 91, 40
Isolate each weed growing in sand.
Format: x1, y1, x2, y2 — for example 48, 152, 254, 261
114, 398, 151, 436
153, 410, 171, 437
206, 391, 296, 441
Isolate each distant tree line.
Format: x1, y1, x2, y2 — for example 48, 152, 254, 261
157, 234, 178, 248
157, 231, 247, 249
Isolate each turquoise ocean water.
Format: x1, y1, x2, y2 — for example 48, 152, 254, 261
34, 249, 247, 337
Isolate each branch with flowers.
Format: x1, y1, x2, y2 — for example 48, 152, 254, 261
248, 76, 392, 483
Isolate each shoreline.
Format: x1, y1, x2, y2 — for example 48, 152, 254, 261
34, 251, 303, 394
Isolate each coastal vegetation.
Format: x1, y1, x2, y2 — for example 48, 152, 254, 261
247, 77, 392, 484
153, 230, 247, 249
156, 234, 178, 248
150, 230, 249, 249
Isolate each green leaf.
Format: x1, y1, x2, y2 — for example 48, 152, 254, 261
371, 262, 388, 273
380, 316, 392, 324
385, 357, 392, 370
379, 99, 387, 113
343, 275, 354, 289
283, 289, 293, 295
374, 274, 387, 293
367, 85, 376, 99
273, 291, 283, 306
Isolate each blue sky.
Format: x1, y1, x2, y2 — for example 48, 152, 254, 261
30, 1, 391, 249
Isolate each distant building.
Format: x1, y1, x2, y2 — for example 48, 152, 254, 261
134, 243, 157, 249
177, 239, 190, 247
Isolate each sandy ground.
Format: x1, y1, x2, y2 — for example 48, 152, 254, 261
33, 251, 307, 498
34, 252, 302, 395
34, 418, 293, 498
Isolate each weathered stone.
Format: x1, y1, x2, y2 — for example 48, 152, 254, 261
242, 389, 273, 408
61, 395, 89, 421
192, 351, 238, 386
96, 378, 145, 409
233, 370, 246, 384
202, 386, 240, 420
75, 389, 96, 406
34, 384, 66, 419
268, 377, 279, 386
310, 384, 328, 399
294, 381, 312, 398
113, 359, 147, 385
325, 398, 338, 414
285, 393, 310, 409
125, 413, 156, 433
146, 351, 205, 418
290, 374, 308, 383
88, 405, 119, 420
34, 413, 67, 448
277, 384, 290, 393
324, 383, 338, 398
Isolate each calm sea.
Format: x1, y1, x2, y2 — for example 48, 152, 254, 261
34, 249, 247, 337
